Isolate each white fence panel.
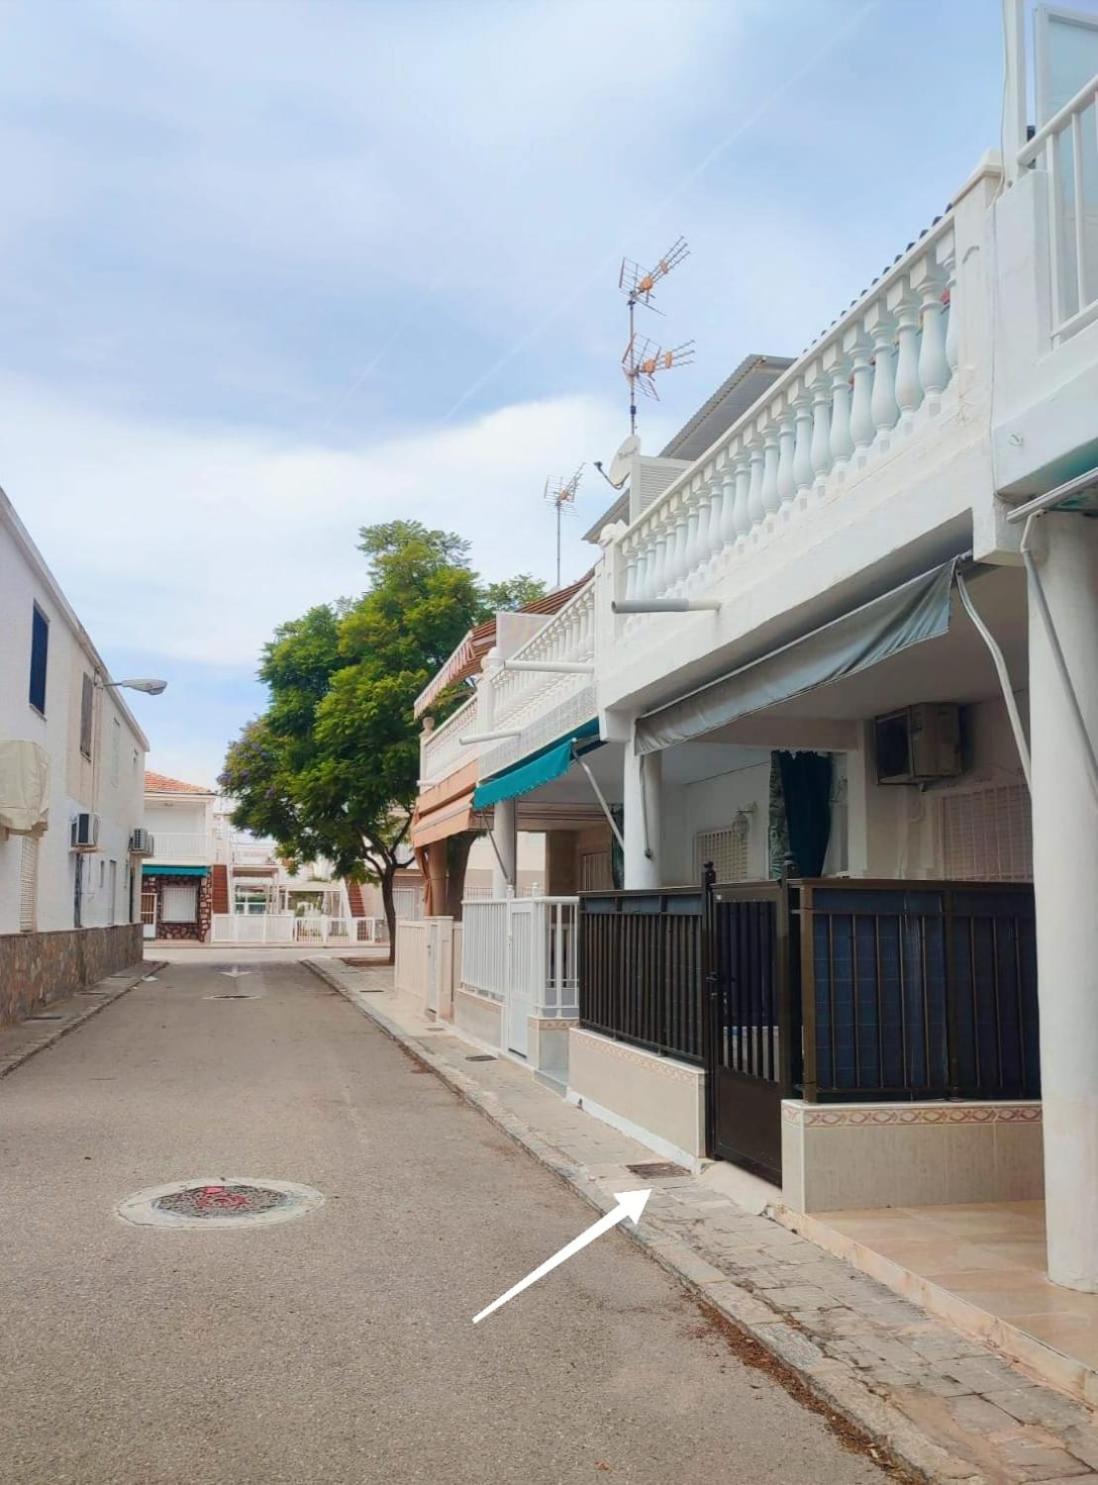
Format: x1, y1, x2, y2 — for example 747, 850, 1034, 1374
460, 901, 509, 999
460, 896, 579, 1055
210, 912, 296, 943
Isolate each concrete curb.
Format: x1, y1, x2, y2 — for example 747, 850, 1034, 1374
305, 958, 982, 1484
0, 961, 165, 1081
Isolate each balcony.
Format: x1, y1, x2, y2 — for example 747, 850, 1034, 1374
420, 692, 477, 789
146, 832, 214, 865
598, 158, 1003, 719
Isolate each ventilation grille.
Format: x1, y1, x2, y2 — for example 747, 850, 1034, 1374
19, 836, 38, 933
696, 823, 748, 883
940, 784, 1032, 882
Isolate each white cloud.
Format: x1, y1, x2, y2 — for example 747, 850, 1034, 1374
0, 378, 649, 667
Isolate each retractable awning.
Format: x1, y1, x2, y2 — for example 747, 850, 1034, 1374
142, 865, 209, 877
473, 719, 601, 808
635, 560, 957, 755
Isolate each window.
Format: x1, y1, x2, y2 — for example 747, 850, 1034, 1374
19, 837, 38, 932
111, 717, 121, 786
108, 860, 117, 926
28, 604, 49, 714
695, 823, 749, 883
161, 883, 198, 923
940, 785, 1033, 882
80, 674, 94, 759
579, 851, 613, 890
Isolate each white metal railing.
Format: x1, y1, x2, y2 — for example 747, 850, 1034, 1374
147, 832, 214, 862
393, 886, 423, 922
394, 917, 454, 1013
613, 213, 960, 618
461, 896, 579, 1019
421, 693, 478, 786
209, 912, 354, 944
479, 582, 596, 778
1019, 71, 1098, 342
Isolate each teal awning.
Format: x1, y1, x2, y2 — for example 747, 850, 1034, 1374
142, 864, 209, 877
473, 719, 601, 808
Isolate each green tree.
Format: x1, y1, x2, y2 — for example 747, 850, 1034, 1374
220, 521, 545, 957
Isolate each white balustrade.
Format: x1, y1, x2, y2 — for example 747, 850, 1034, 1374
614, 215, 959, 610
420, 692, 477, 787
147, 832, 213, 863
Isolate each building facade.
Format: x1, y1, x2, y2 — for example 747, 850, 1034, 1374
403, 5, 1098, 1296
0, 488, 149, 1023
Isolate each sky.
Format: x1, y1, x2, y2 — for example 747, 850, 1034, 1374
0, 0, 1011, 786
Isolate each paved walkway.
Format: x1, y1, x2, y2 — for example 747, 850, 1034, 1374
0, 955, 887, 1485
310, 958, 1098, 1485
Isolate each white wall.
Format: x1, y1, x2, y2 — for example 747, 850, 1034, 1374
661, 752, 771, 885
0, 503, 147, 935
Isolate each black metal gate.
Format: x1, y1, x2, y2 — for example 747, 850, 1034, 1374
704, 876, 799, 1184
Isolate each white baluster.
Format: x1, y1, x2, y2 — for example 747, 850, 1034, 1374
915, 262, 950, 394
826, 357, 853, 465
670, 498, 690, 589
892, 285, 922, 416
747, 438, 766, 528
792, 390, 814, 494
632, 537, 649, 601
691, 477, 713, 575
867, 307, 899, 433
704, 470, 725, 566
810, 376, 832, 479
645, 515, 665, 597
719, 457, 738, 547
848, 334, 875, 451
776, 411, 796, 510
681, 486, 701, 586
761, 426, 781, 517
732, 451, 752, 539
944, 277, 958, 374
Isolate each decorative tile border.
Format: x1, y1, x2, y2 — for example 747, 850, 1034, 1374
570, 1028, 703, 1086
782, 1100, 1041, 1128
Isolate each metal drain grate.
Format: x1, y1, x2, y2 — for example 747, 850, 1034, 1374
26, 1013, 65, 1022
204, 993, 261, 1001
625, 1161, 688, 1179
466, 1054, 496, 1062
118, 1177, 324, 1230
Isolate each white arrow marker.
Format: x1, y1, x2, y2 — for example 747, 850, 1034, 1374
220, 967, 251, 979
473, 1189, 651, 1325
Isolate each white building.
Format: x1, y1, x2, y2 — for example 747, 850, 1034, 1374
0, 487, 149, 1020
406, 2, 1098, 1298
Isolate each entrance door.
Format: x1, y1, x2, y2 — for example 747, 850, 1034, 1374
140, 888, 157, 940
505, 900, 535, 1057
704, 878, 798, 1184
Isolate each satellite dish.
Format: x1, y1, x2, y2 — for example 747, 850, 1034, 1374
606, 433, 640, 489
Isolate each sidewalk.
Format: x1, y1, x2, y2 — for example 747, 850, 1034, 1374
308, 956, 1098, 1485
0, 960, 157, 1081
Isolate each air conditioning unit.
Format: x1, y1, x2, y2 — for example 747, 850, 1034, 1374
875, 703, 963, 785
129, 828, 155, 856
70, 812, 101, 850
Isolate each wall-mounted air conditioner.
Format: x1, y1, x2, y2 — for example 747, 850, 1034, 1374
70, 812, 101, 850
129, 828, 155, 856
875, 703, 963, 785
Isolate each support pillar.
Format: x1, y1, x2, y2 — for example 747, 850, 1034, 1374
491, 798, 517, 898
622, 744, 662, 889
424, 840, 447, 918
1029, 516, 1098, 1291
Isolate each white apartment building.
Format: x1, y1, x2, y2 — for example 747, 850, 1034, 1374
0, 488, 150, 1021
405, 2, 1098, 1300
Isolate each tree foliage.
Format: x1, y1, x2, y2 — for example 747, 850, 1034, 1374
220, 520, 545, 952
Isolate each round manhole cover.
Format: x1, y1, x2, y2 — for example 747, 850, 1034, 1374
117, 1178, 323, 1230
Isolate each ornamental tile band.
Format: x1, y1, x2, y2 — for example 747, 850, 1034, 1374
781, 1102, 1041, 1128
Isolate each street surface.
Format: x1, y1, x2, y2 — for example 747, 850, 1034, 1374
0, 956, 884, 1484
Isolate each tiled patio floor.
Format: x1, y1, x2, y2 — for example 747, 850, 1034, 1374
787, 1200, 1098, 1397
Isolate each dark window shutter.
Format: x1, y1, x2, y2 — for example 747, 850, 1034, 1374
28, 605, 49, 713
80, 674, 94, 758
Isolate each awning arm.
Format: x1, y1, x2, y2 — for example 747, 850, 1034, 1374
613, 598, 721, 614
459, 730, 522, 744
502, 660, 595, 675
483, 824, 514, 890
572, 745, 625, 852
955, 569, 1032, 790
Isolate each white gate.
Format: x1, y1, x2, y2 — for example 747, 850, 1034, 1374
140, 888, 157, 941
461, 897, 579, 1059
505, 900, 536, 1056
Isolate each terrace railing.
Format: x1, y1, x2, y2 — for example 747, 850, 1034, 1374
1019, 70, 1098, 343
420, 693, 477, 788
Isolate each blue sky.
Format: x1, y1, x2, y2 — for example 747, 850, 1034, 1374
0, 0, 1009, 785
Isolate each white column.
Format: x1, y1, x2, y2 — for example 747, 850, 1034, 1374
491, 797, 517, 898
623, 744, 662, 889
1029, 517, 1098, 1292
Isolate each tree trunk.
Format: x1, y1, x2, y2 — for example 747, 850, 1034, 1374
380, 865, 397, 966
444, 832, 476, 921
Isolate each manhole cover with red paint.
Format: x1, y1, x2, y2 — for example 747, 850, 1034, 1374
117, 1178, 324, 1230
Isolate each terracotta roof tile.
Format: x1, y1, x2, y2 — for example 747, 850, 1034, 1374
144, 770, 216, 796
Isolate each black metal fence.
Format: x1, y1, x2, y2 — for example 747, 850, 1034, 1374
797, 881, 1040, 1101
577, 889, 703, 1064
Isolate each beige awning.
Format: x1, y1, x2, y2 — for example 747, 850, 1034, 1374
0, 740, 49, 836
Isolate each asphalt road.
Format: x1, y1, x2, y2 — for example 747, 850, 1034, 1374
0, 958, 884, 1485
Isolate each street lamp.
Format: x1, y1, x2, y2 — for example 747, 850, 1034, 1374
96, 678, 168, 695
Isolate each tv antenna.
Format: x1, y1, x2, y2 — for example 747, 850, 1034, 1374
544, 466, 583, 589
618, 237, 692, 435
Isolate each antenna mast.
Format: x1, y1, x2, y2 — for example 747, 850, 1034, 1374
543, 466, 584, 589
618, 237, 693, 436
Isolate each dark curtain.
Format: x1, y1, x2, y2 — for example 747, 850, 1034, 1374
776, 751, 833, 878
610, 805, 624, 890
